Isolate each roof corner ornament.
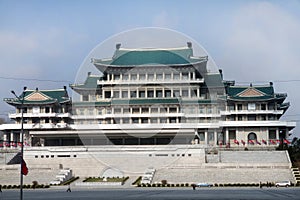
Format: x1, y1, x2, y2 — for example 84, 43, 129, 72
116, 43, 121, 50
187, 42, 192, 48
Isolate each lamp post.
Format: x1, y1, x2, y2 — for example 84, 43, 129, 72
11, 86, 27, 200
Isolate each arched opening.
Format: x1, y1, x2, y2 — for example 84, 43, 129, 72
248, 132, 257, 144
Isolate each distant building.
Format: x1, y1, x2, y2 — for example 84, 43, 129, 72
0, 43, 296, 148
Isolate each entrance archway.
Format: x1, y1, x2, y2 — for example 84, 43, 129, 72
248, 132, 257, 144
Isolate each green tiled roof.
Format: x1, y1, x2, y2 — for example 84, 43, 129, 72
4, 88, 70, 105
227, 85, 274, 97
93, 47, 206, 66
225, 85, 288, 102
70, 75, 100, 90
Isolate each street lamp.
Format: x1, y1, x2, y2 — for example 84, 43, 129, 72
11, 86, 27, 200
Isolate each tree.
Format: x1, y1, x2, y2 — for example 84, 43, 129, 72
287, 137, 300, 167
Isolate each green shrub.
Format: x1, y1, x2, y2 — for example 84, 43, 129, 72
185, 183, 189, 187
161, 180, 167, 185
171, 184, 175, 187
176, 183, 180, 187
132, 176, 142, 185
152, 183, 156, 187
214, 183, 218, 187
180, 183, 185, 187
167, 184, 170, 187
7, 185, 11, 189
219, 184, 223, 187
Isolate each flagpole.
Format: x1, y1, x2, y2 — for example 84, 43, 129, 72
11, 87, 27, 200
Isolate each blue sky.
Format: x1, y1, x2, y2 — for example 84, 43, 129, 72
0, 0, 300, 137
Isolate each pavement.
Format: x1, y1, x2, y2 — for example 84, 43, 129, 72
0, 187, 300, 200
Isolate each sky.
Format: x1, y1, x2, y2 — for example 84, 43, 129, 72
0, 0, 300, 137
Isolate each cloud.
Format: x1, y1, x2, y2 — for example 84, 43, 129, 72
152, 11, 178, 28
220, 1, 300, 82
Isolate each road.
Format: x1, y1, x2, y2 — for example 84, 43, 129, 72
0, 187, 300, 200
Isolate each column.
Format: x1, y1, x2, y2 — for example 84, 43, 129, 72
266, 128, 269, 145
225, 129, 229, 144
214, 130, 218, 146
3, 133, 7, 148
10, 132, 14, 148
205, 130, 208, 145
276, 128, 279, 140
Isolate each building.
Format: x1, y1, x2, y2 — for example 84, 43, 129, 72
0, 42, 296, 148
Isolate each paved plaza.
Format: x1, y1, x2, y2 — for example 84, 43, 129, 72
1, 187, 300, 200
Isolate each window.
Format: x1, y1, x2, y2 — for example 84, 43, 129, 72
147, 90, 154, 98
148, 74, 154, 80
206, 132, 213, 141
182, 90, 189, 97
132, 118, 139, 123
122, 118, 129, 124
139, 74, 146, 80
123, 74, 129, 81
113, 91, 120, 98
151, 107, 158, 113
88, 109, 94, 115
132, 108, 139, 114
228, 104, 235, 111
237, 104, 243, 110
248, 115, 256, 121
165, 74, 171, 80
142, 108, 149, 113
173, 90, 180, 97
105, 91, 111, 99
169, 117, 176, 123
123, 108, 130, 114
268, 130, 276, 139
131, 74, 137, 80
198, 132, 205, 141
114, 74, 120, 80
238, 115, 243, 121
130, 91, 137, 98
174, 73, 180, 80
82, 95, 88, 101
45, 107, 50, 113
139, 91, 145, 98
122, 91, 128, 98
169, 107, 177, 113
151, 118, 158, 123
156, 90, 163, 98
261, 104, 266, 110
141, 118, 148, 124
248, 103, 256, 110
268, 103, 275, 110
160, 118, 167, 123
199, 106, 205, 114
229, 130, 236, 140
165, 90, 171, 97
156, 74, 163, 80
114, 108, 121, 114
182, 72, 189, 80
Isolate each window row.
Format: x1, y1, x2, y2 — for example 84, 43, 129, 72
227, 103, 276, 111
107, 71, 198, 81
75, 117, 219, 125
75, 105, 218, 115
226, 114, 279, 121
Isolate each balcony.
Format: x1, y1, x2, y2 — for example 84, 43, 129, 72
97, 78, 204, 85
220, 109, 284, 115
9, 112, 71, 119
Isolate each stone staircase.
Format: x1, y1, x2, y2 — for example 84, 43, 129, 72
291, 167, 300, 185
50, 168, 73, 185
141, 168, 156, 184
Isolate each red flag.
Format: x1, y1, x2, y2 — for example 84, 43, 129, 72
234, 139, 239, 145
270, 140, 276, 145
241, 140, 245, 145
284, 139, 291, 144
249, 140, 254, 145
276, 139, 281, 144
256, 140, 261, 145
21, 159, 28, 176
262, 139, 267, 145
